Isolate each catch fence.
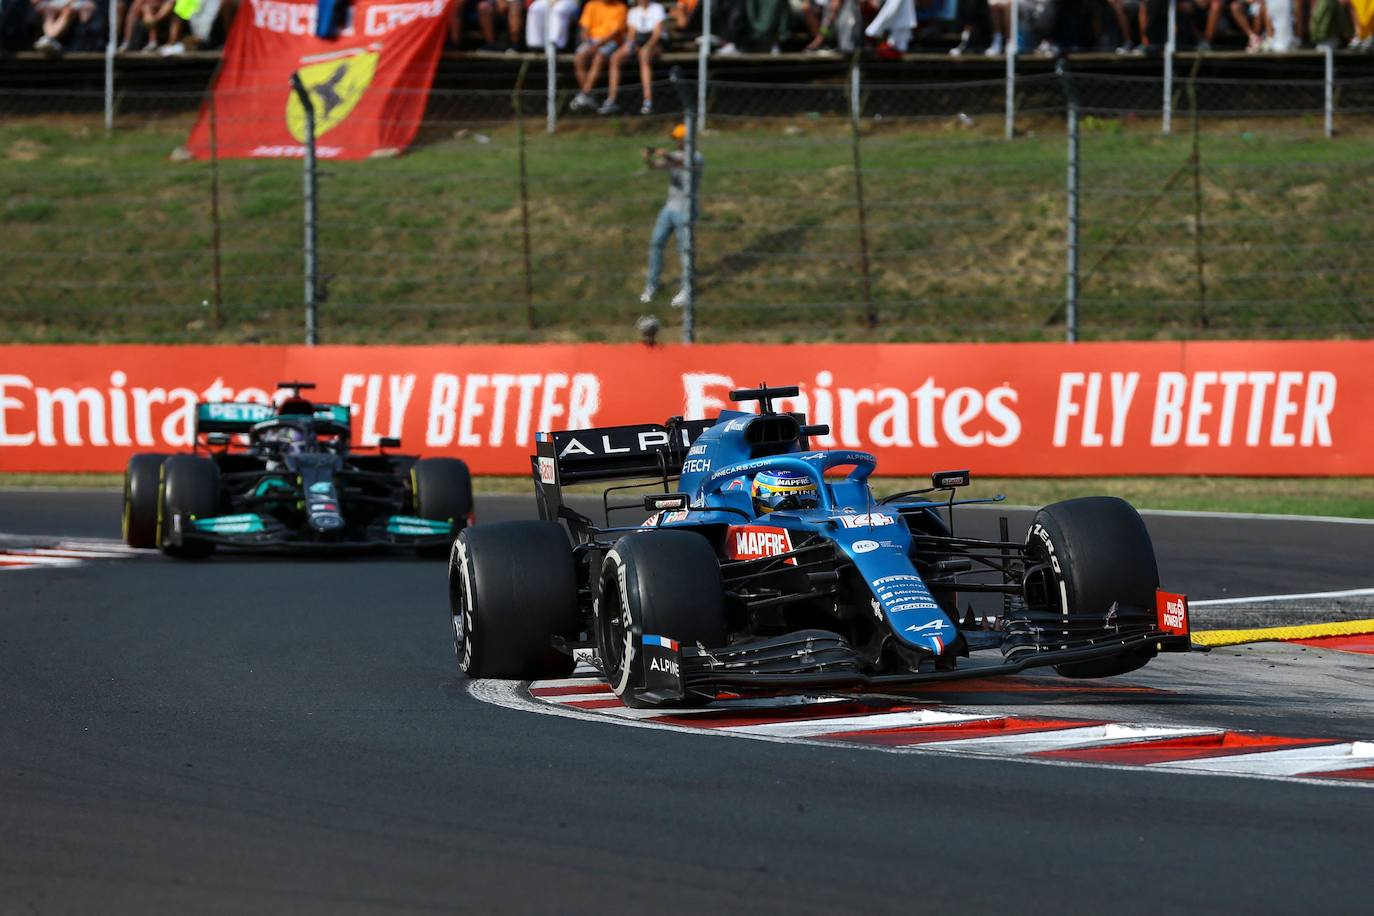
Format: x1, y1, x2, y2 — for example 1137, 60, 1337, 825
2, 65, 1372, 344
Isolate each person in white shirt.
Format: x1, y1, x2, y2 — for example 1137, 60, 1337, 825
526, 0, 581, 50
601, 0, 667, 115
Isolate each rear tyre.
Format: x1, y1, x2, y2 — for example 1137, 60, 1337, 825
412, 458, 473, 558
595, 531, 728, 708
157, 455, 220, 559
449, 521, 579, 678
122, 452, 169, 548
1025, 496, 1159, 679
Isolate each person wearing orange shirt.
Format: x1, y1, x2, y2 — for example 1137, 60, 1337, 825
570, 0, 628, 112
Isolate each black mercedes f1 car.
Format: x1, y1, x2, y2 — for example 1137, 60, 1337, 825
122, 382, 472, 558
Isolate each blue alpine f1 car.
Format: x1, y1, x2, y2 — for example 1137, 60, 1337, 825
450, 384, 1191, 707
123, 382, 471, 558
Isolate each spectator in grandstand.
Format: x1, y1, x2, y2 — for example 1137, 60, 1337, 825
640, 123, 701, 309
1102, 0, 1140, 51
1192, 0, 1228, 48
121, 0, 184, 53
1229, 0, 1268, 49
1346, 0, 1374, 49
982, 0, 1008, 54
570, 0, 627, 111
602, 0, 667, 115
801, 0, 829, 50
865, 0, 917, 55
526, 0, 580, 49
947, 0, 993, 55
450, 0, 522, 50
32, 0, 96, 54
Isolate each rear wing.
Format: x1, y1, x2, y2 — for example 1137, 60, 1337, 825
533, 418, 715, 522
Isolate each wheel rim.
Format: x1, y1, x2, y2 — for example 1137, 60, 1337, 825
596, 568, 628, 679
452, 539, 475, 673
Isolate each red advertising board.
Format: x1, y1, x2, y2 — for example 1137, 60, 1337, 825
185, 0, 451, 161
0, 342, 1370, 475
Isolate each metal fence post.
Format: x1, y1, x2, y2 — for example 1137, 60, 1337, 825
849, 52, 875, 328
208, 94, 224, 329
514, 61, 537, 329
546, 29, 557, 134
1324, 43, 1334, 138
290, 73, 319, 346
1059, 61, 1079, 343
696, 0, 712, 132
1005, 0, 1017, 140
672, 68, 698, 343
104, 0, 116, 134
1163, 0, 1176, 135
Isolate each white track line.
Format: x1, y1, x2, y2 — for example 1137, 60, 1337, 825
1157, 741, 1374, 776
906, 724, 1217, 756
726, 709, 994, 738
1192, 587, 1374, 607
471, 680, 1374, 790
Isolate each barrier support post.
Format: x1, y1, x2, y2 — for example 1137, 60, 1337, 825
1059, 61, 1079, 343
514, 61, 537, 329
289, 73, 319, 347
1005, 0, 1017, 140
1324, 42, 1334, 138
697, 0, 711, 132
672, 67, 698, 344
104, 0, 116, 134
1164, 0, 1176, 135
546, 29, 557, 134
849, 50, 875, 329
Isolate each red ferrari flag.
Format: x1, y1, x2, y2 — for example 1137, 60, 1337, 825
186, 0, 451, 160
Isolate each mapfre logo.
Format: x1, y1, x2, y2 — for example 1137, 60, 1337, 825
727, 525, 794, 563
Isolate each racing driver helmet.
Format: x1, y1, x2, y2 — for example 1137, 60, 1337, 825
751, 469, 819, 515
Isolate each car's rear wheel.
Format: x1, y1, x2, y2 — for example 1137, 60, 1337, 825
449, 521, 578, 679
122, 452, 169, 548
595, 531, 728, 708
412, 458, 473, 558
157, 455, 220, 559
1025, 496, 1160, 678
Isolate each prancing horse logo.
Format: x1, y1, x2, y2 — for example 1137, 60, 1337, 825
286, 45, 381, 141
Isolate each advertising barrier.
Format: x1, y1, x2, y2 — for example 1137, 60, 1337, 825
0, 342, 1369, 476
185, 0, 452, 160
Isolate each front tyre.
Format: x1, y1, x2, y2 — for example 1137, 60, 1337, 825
595, 531, 728, 708
122, 452, 169, 548
1026, 496, 1160, 679
413, 457, 473, 559
157, 455, 220, 559
449, 521, 578, 679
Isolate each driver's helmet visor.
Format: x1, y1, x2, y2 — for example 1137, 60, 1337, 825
751, 470, 819, 514
260, 423, 309, 454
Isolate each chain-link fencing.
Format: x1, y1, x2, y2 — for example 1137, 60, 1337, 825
2, 64, 1371, 344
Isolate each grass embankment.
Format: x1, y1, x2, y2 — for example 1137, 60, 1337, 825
2, 115, 1370, 342
8, 473, 1374, 518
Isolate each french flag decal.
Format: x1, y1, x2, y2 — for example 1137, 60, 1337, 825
644, 635, 680, 651
928, 635, 944, 655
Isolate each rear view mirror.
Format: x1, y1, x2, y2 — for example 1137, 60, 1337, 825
932, 470, 970, 489
206, 433, 231, 447
379, 437, 401, 449
645, 493, 689, 512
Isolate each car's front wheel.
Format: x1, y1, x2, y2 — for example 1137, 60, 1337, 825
1024, 496, 1160, 678
122, 452, 169, 548
157, 455, 220, 559
449, 521, 578, 679
595, 530, 728, 708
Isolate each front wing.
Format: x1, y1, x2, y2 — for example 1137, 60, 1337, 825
164, 512, 453, 553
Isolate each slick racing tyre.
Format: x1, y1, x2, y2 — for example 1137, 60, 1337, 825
412, 458, 474, 558
595, 531, 728, 708
449, 521, 578, 679
1025, 496, 1160, 679
122, 452, 169, 548
157, 455, 221, 559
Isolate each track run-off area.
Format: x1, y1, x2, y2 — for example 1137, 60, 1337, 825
3, 489, 1374, 913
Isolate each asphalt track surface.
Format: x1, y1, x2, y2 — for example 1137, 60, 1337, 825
3, 489, 1374, 914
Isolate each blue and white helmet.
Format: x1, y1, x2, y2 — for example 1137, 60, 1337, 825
751, 469, 819, 515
